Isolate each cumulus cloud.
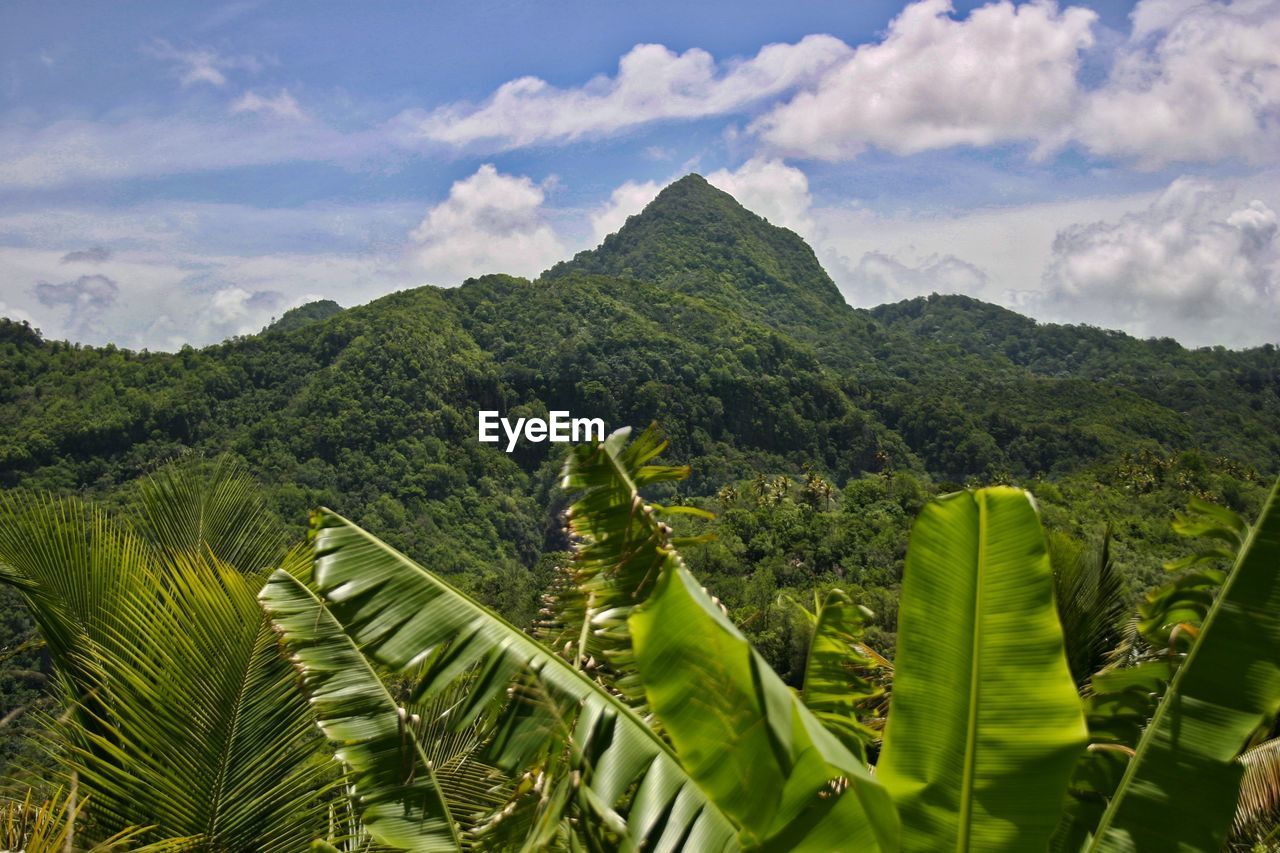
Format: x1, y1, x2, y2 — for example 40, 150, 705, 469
393, 35, 851, 149
33, 273, 120, 337
1043, 177, 1279, 345
752, 0, 1095, 159
209, 286, 283, 325
145, 40, 264, 87
231, 90, 305, 120
589, 180, 661, 245
61, 245, 111, 263
751, 0, 1280, 167
706, 158, 814, 235
407, 164, 566, 282
1077, 0, 1280, 167
842, 251, 992, 304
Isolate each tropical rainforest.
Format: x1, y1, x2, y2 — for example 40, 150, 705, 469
0, 175, 1278, 850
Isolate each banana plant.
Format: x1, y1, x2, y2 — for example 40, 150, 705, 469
1085, 477, 1280, 851
877, 488, 1089, 853
535, 425, 705, 711
1050, 488, 1280, 851
262, 424, 1280, 852
630, 556, 900, 851
260, 427, 739, 852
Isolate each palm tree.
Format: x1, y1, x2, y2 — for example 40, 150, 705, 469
0, 458, 336, 849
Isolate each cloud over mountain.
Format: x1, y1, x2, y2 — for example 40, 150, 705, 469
1044, 177, 1279, 345
408, 164, 566, 282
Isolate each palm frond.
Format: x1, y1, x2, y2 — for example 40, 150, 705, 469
796, 588, 883, 755
132, 454, 290, 574
538, 424, 705, 710
1050, 527, 1128, 687
0, 463, 337, 849
0, 785, 180, 852
1232, 736, 1280, 845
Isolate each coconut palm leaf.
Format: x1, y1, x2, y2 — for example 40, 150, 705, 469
796, 588, 883, 756
1050, 528, 1128, 687
0, 785, 170, 852
0, 460, 336, 849
132, 454, 290, 574
1233, 735, 1280, 847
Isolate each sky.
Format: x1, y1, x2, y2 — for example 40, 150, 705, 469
1, 0, 1277, 350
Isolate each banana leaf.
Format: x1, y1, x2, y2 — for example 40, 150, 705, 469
631, 560, 900, 851
877, 487, 1087, 852
1089, 477, 1280, 851
265, 506, 737, 851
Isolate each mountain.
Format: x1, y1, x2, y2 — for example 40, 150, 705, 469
1, 173, 1278, 628
544, 174, 879, 367
545, 174, 844, 320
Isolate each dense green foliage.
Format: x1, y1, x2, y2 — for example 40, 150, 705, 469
262, 298, 344, 334
0, 418, 1278, 848
267, 429, 1280, 851
2, 173, 1278, 796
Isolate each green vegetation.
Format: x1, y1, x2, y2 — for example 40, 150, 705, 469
262, 299, 344, 334
3, 426, 1275, 850
1, 178, 1274, 627
1, 173, 1278, 849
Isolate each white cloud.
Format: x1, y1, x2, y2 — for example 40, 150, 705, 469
209, 285, 282, 325
393, 35, 852, 149
145, 40, 264, 88
589, 180, 661, 245
751, 0, 1096, 159
0, 300, 36, 326
230, 89, 305, 120
1077, 0, 1280, 167
407, 164, 566, 282
0, 246, 410, 350
843, 251, 991, 304
812, 191, 1166, 310
751, 0, 1280, 167
706, 158, 814, 235
1043, 177, 1279, 345
33, 273, 120, 338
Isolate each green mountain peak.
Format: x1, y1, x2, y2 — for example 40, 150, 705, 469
542, 173, 849, 337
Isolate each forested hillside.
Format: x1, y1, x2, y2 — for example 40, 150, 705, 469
2, 173, 1278, 637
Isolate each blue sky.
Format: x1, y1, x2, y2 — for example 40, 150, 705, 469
1, 0, 1277, 349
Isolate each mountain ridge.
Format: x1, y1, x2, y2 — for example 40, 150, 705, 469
1, 173, 1278, 603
